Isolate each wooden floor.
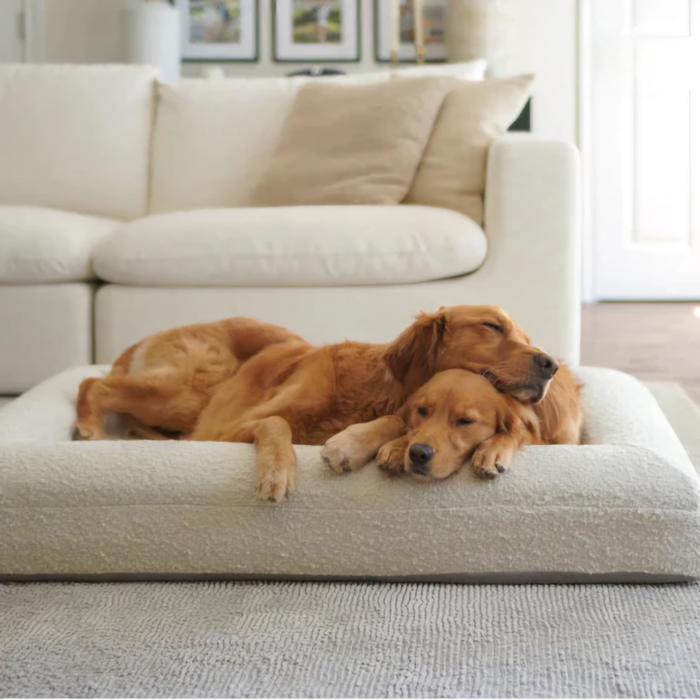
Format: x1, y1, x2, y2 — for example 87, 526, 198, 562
581, 302, 700, 406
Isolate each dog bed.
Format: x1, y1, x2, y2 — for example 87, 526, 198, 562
0, 365, 699, 583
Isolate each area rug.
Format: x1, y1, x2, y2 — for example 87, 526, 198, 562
1, 382, 700, 698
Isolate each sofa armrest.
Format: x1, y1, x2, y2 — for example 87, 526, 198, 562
483, 134, 582, 364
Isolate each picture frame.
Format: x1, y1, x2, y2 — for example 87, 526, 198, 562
180, 0, 259, 63
273, 0, 361, 63
374, 0, 447, 63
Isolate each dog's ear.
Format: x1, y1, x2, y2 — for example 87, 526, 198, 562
496, 404, 516, 436
383, 310, 447, 391
497, 401, 540, 442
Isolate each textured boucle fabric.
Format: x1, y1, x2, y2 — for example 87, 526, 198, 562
0, 366, 699, 580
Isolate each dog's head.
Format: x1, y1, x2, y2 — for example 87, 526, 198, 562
396, 369, 517, 480
383, 305, 558, 404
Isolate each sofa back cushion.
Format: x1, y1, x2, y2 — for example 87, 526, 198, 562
404, 74, 534, 224
148, 62, 486, 215
150, 78, 298, 215
0, 65, 157, 221
250, 77, 455, 208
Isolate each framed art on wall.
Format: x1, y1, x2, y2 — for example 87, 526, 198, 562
180, 0, 259, 62
273, 0, 361, 63
374, 0, 447, 62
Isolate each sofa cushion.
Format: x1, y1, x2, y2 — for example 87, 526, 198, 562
0, 206, 119, 283
405, 74, 534, 224
251, 78, 455, 208
0, 366, 699, 582
149, 62, 486, 216
0, 64, 156, 221
150, 78, 298, 216
92, 206, 487, 287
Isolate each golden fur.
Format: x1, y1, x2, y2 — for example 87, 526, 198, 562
73, 305, 582, 501
324, 369, 542, 482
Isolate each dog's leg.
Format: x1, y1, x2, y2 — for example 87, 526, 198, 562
72, 375, 208, 441
321, 416, 405, 473
376, 435, 411, 476
73, 376, 106, 440
229, 417, 297, 503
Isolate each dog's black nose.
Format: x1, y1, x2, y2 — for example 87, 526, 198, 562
409, 443, 434, 468
533, 353, 559, 378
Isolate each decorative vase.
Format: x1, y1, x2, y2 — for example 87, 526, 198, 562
445, 0, 517, 77
124, 0, 181, 83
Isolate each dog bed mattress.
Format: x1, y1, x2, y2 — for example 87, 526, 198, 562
0, 365, 699, 582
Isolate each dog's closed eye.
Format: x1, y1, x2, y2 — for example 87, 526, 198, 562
483, 323, 503, 333
417, 406, 428, 417
456, 417, 475, 426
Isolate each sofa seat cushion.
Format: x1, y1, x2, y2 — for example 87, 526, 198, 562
0, 366, 699, 581
0, 206, 119, 283
92, 206, 488, 287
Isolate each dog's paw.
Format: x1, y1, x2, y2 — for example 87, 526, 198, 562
376, 439, 407, 476
255, 456, 297, 503
471, 443, 509, 480
71, 423, 104, 441
321, 431, 372, 474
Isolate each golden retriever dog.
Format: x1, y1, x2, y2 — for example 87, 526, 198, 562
323, 369, 543, 482
73, 305, 582, 501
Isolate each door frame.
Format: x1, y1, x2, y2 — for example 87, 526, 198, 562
577, 0, 595, 302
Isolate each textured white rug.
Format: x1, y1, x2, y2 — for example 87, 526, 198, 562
1, 382, 699, 698
3, 579, 700, 698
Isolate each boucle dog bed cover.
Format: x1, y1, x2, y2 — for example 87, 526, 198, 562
0, 365, 699, 582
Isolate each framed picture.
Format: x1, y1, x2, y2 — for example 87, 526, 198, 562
273, 0, 361, 63
180, 0, 259, 62
374, 0, 447, 63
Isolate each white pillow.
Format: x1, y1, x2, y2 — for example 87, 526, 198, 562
0, 64, 157, 221
150, 78, 298, 214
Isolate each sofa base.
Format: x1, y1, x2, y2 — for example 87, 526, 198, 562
95, 280, 581, 367
0, 284, 93, 394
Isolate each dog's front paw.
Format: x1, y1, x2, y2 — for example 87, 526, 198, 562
256, 456, 297, 503
321, 418, 386, 474
471, 443, 509, 480
321, 429, 376, 474
376, 438, 408, 476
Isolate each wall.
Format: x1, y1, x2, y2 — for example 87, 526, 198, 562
26, 0, 578, 142
504, 0, 577, 143
0, 0, 25, 62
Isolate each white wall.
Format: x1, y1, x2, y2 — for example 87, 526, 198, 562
0, 0, 25, 62
504, 0, 577, 143
26, 0, 578, 142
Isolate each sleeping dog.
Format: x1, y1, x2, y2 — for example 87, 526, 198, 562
322, 368, 545, 481
74, 305, 581, 501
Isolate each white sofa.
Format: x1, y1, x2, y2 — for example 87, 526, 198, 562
0, 64, 581, 395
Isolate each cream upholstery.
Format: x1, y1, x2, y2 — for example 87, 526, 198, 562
0, 206, 118, 283
0, 285, 92, 394
0, 366, 698, 581
0, 64, 156, 221
92, 206, 487, 287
